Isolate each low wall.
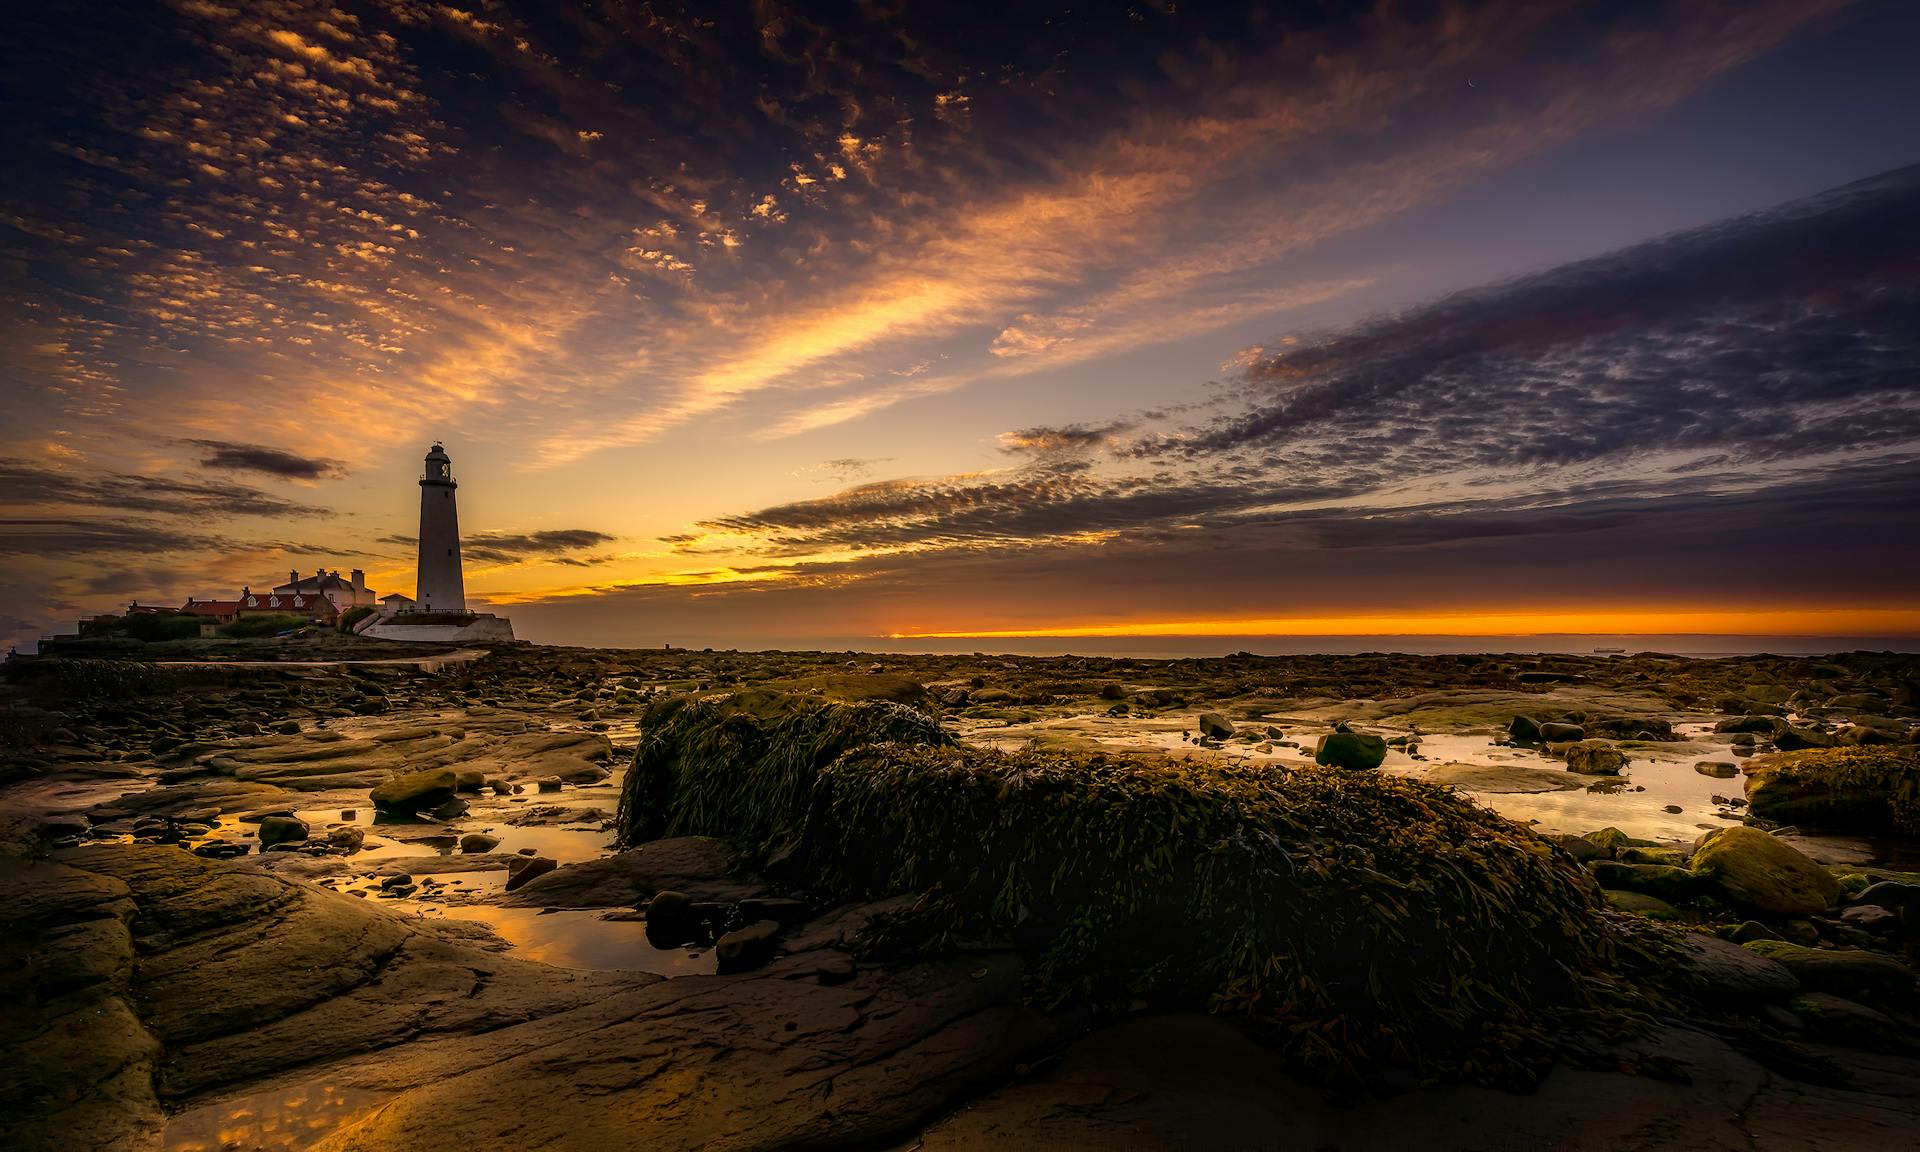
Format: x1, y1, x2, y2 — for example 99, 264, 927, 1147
361, 615, 516, 643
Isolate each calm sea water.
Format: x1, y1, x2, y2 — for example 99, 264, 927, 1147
619, 634, 1920, 659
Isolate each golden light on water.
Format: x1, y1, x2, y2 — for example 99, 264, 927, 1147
892, 607, 1920, 640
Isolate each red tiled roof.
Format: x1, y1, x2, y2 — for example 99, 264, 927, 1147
180, 600, 239, 616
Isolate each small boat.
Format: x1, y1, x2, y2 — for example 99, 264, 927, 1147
1593, 647, 1626, 654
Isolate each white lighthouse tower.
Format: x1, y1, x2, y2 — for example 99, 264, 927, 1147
414, 442, 466, 612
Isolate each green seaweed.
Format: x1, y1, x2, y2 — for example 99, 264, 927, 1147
1744, 746, 1920, 834
620, 689, 1654, 1089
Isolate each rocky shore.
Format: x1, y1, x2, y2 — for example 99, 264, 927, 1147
3, 644, 1918, 1150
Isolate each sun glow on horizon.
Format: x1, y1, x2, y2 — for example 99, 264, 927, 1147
890, 607, 1920, 640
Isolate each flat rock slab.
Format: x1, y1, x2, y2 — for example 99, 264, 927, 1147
500, 835, 764, 907
906, 1013, 1920, 1151
310, 951, 1077, 1152
1413, 762, 1585, 794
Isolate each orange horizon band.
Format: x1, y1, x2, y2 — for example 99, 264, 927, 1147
889, 608, 1920, 640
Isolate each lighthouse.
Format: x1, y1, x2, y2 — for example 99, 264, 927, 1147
414, 442, 466, 612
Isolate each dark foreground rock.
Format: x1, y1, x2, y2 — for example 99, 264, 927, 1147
904, 1013, 1920, 1151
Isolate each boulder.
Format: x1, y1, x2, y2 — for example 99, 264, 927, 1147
1695, 761, 1739, 778
1312, 732, 1387, 771
1774, 726, 1834, 751
459, 833, 500, 854
1788, 992, 1906, 1050
1539, 722, 1585, 742
1564, 741, 1627, 776
370, 769, 458, 815
1604, 890, 1679, 919
1507, 715, 1542, 743
256, 815, 308, 848
715, 919, 782, 974
1743, 941, 1915, 1005
1197, 713, 1235, 740
1856, 881, 1920, 919
1670, 932, 1799, 1002
1593, 862, 1697, 903
504, 856, 557, 893
1691, 828, 1840, 917
645, 889, 695, 936
1715, 715, 1781, 735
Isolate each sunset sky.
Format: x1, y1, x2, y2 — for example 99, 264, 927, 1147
3, 0, 1918, 650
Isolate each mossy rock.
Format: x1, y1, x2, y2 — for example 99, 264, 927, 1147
1604, 890, 1680, 919
1312, 731, 1387, 770
614, 688, 1647, 1089
1691, 828, 1839, 916
1616, 846, 1688, 867
1592, 862, 1698, 903
1564, 740, 1627, 776
370, 768, 458, 815
1744, 941, 1914, 1005
1581, 827, 1653, 855
1743, 746, 1920, 835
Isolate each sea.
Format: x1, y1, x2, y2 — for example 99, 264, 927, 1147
615, 634, 1920, 660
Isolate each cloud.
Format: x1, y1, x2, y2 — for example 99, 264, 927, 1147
1148, 162, 1920, 469
457, 529, 620, 565
0, 459, 328, 519
185, 439, 348, 480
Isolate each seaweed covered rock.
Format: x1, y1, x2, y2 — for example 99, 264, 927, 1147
1564, 741, 1627, 776
805, 744, 1631, 1088
615, 690, 949, 850
1689, 828, 1838, 917
1312, 731, 1387, 770
1742, 746, 1920, 835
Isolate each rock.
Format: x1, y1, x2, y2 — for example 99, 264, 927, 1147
459, 833, 501, 854
738, 896, 810, 926
1663, 804, 1683, 814
1197, 713, 1235, 739
646, 889, 695, 936
1546, 834, 1601, 862
1564, 741, 1627, 776
715, 919, 782, 974
1715, 715, 1780, 735
1582, 827, 1642, 856
504, 856, 557, 892
1695, 761, 1739, 778
1841, 905, 1900, 935
1312, 732, 1387, 770
1507, 715, 1542, 742
1742, 941, 1915, 1005
1774, 726, 1834, 751
1788, 992, 1907, 1050
256, 815, 308, 848
379, 872, 413, 890
275, 720, 301, 735
1593, 862, 1697, 902
370, 769, 458, 815
1856, 881, 1920, 919
536, 776, 564, 793
326, 826, 365, 852
1731, 920, 1782, 944
1690, 827, 1840, 916
504, 838, 759, 908
1604, 890, 1679, 919
1670, 932, 1800, 1002
813, 954, 856, 985
1539, 722, 1585, 742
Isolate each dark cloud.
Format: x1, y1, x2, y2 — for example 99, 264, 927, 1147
457, 529, 619, 565
998, 421, 1136, 456
1144, 163, 1920, 469
185, 440, 347, 480
0, 518, 228, 558
0, 459, 326, 520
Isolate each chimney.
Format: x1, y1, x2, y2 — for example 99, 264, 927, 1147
289, 569, 298, 587
351, 569, 365, 592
